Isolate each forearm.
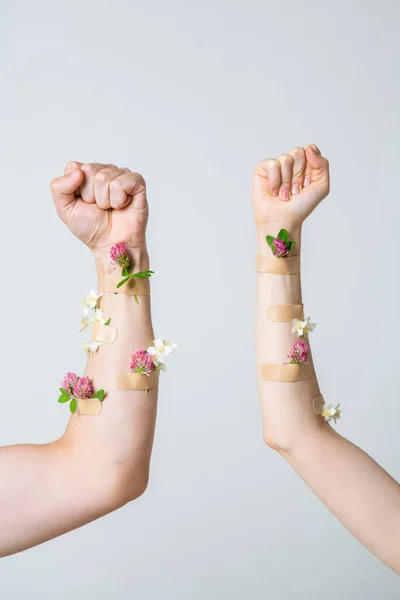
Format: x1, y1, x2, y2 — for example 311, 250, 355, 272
256, 224, 400, 573
0, 248, 157, 557
256, 223, 323, 449
64, 248, 157, 488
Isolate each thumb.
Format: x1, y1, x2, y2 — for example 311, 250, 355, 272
50, 167, 84, 216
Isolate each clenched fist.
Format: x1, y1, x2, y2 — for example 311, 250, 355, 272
252, 144, 330, 226
50, 162, 149, 264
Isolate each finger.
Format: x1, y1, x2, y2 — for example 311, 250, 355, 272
80, 163, 117, 204
304, 144, 323, 186
50, 168, 84, 216
94, 166, 126, 209
110, 172, 146, 209
288, 147, 306, 195
253, 158, 282, 197
277, 154, 294, 201
64, 160, 83, 175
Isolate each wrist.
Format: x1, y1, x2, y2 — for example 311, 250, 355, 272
256, 222, 302, 256
93, 246, 150, 275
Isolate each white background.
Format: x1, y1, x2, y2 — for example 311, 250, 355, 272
1, 0, 399, 597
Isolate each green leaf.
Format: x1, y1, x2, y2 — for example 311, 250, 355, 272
277, 229, 289, 244
91, 389, 105, 402
117, 276, 131, 288
266, 235, 275, 248
58, 394, 70, 403
122, 266, 130, 277
59, 388, 69, 395
287, 240, 296, 252
134, 294, 139, 305
104, 317, 111, 326
133, 270, 154, 278
70, 398, 77, 413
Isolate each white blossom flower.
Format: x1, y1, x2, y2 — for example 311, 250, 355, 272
292, 316, 316, 337
91, 309, 105, 326
320, 403, 341, 423
82, 290, 102, 311
147, 338, 177, 367
79, 315, 91, 331
79, 340, 103, 357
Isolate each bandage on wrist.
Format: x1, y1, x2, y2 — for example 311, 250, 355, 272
92, 323, 118, 344
261, 362, 312, 382
256, 254, 300, 274
97, 267, 150, 296
115, 369, 160, 390
77, 397, 103, 416
267, 304, 304, 322
255, 222, 300, 275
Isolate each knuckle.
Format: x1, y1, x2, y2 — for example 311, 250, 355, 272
278, 153, 294, 166
95, 170, 110, 184
49, 177, 60, 191
84, 163, 102, 176
64, 160, 79, 172
110, 177, 122, 190
131, 172, 146, 187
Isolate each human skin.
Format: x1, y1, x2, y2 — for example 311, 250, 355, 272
252, 145, 400, 573
0, 162, 157, 557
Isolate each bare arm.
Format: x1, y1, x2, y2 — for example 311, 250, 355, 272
0, 162, 158, 557
252, 145, 400, 573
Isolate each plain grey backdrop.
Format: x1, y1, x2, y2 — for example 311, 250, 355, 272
0, 0, 399, 597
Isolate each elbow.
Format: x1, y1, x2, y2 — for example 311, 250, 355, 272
94, 464, 150, 514
263, 429, 290, 454
111, 467, 150, 508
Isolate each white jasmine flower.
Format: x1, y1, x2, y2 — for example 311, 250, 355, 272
147, 338, 177, 367
79, 315, 91, 331
292, 316, 316, 337
320, 403, 341, 423
91, 309, 105, 326
79, 340, 103, 357
82, 290, 102, 310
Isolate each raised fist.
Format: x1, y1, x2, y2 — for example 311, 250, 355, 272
50, 162, 149, 254
252, 144, 330, 226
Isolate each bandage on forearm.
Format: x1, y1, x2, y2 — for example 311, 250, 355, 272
115, 369, 160, 390
77, 397, 103, 416
267, 304, 304, 322
92, 323, 118, 344
256, 254, 300, 274
261, 362, 312, 382
312, 394, 324, 415
97, 267, 151, 296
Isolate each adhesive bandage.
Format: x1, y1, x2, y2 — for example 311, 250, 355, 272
312, 394, 325, 415
267, 304, 304, 322
98, 268, 151, 296
115, 369, 160, 391
261, 362, 312, 382
256, 254, 300, 275
92, 323, 118, 344
256, 223, 300, 274
77, 397, 103, 416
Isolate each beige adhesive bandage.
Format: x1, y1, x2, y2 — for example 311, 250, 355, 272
261, 362, 312, 382
92, 323, 118, 344
115, 369, 160, 391
77, 397, 103, 416
256, 254, 300, 275
97, 267, 150, 296
267, 304, 304, 322
255, 222, 300, 275
312, 394, 325, 415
